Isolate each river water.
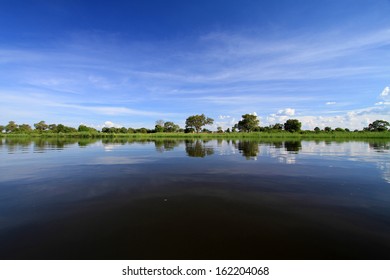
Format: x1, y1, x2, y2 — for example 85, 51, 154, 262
0, 138, 389, 259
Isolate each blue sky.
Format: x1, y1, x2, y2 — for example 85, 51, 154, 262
1, 0, 389, 130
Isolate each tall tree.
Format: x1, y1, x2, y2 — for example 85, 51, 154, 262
284, 119, 302, 132
185, 114, 213, 133
5, 121, 18, 133
57, 124, 77, 133
236, 114, 259, 132
272, 123, 283, 131
155, 120, 165, 133
365, 120, 390, 132
164, 121, 180, 132
19, 124, 32, 133
34, 120, 48, 132
78, 125, 98, 133
48, 124, 58, 132
155, 124, 164, 132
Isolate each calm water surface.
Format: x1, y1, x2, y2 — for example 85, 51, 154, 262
0, 138, 389, 259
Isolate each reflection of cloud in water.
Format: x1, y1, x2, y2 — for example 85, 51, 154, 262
300, 142, 389, 184
377, 162, 390, 184
92, 156, 155, 165
263, 145, 297, 165
277, 155, 296, 165
216, 140, 237, 156
264, 141, 390, 184
103, 144, 120, 152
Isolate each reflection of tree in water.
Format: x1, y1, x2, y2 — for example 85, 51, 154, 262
185, 140, 214, 157
102, 138, 128, 145
368, 142, 390, 183
4, 138, 31, 153
284, 141, 302, 153
236, 141, 259, 159
154, 140, 180, 152
270, 141, 283, 149
369, 142, 390, 152
78, 138, 99, 147
34, 138, 88, 151
5, 138, 32, 147
3, 138, 101, 153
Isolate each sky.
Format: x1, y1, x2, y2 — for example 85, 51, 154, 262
1, 0, 389, 130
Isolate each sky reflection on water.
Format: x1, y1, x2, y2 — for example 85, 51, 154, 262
0, 138, 389, 259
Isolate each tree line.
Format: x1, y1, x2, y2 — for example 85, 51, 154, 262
0, 114, 389, 134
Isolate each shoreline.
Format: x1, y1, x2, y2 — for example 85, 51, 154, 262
1, 131, 390, 140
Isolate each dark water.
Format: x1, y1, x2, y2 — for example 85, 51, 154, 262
0, 138, 389, 260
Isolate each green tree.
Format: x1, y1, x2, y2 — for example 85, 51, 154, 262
155, 124, 164, 133
0, 125, 4, 133
236, 114, 259, 132
5, 121, 18, 133
34, 120, 48, 132
324, 126, 332, 132
284, 119, 302, 132
365, 120, 390, 132
164, 121, 180, 132
272, 123, 283, 131
136, 128, 148, 134
78, 124, 97, 133
53, 124, 76, 133
78, 125, 89, 132
314, 127, 321, 133
19, 124, 32, 133
48, 124, 58, 132
57, 124, 67, 133
185, 114, 213, 133
155, 120, 165, 133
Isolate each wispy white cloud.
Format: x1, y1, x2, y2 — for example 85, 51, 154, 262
380, 86, 389, 98
276, 108, 295, 116
263, 87, 390, 129
375, 86, 390, 105
103, 121, 122, 128
183, 28, 390, 84
214, 115, 236, 130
